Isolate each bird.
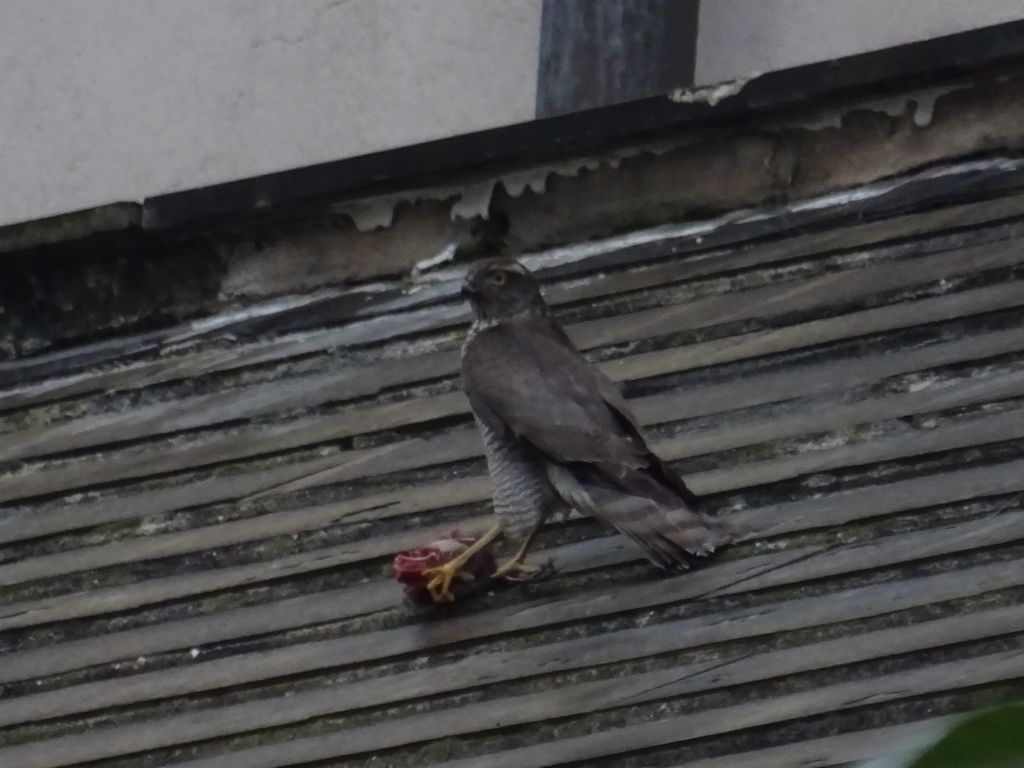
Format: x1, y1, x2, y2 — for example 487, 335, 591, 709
421, 257, 732, 602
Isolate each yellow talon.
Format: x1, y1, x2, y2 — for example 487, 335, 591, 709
423, 566, 455, 602
492, 519, 550, 582
421, 524, 503, 604
422, 564, 475, 603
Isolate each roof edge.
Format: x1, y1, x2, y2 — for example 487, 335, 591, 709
4, 19, 1024, 253
140, 20, 1024, 231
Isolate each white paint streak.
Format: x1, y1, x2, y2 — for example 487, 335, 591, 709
334, 140, 682, 232
344, 198, 398, 231
519, 218, 731, 273
771, 82, 975, 131
166, 287, 347, 343
414, 243, 457, 274
502, 169, 550, 197
330, 71, 1003, 237
449, 181, 496, 220
518, 155, 1024, 274
668, 73, 759, 106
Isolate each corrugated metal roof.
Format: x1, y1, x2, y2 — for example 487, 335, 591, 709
1, 157, 1023, 768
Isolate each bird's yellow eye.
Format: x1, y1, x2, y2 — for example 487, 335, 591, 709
490, 270, 507, 286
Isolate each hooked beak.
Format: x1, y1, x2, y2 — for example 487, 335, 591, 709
460, 283, 477, 300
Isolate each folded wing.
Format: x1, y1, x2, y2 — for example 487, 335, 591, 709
463, 318, 731, 570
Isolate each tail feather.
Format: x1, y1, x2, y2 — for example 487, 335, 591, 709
546, 463, 733, 572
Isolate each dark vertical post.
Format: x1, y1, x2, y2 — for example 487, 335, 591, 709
537, 0, 700, 118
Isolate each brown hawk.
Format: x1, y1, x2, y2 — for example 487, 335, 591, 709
423, 257, 732, 601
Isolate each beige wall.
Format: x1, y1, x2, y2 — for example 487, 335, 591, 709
2, 0, 1024, 228
696, 0, 1024, 84
0, 0, 542, 227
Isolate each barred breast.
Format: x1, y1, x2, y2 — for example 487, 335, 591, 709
475, 416, 557, 544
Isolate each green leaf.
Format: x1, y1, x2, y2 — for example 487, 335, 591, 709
905, 704, 1024, 768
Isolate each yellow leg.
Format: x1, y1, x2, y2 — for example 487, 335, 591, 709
493, 520, 545, 580
423, 524, 502, 603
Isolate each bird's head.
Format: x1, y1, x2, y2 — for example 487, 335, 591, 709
461, 257, 546, 322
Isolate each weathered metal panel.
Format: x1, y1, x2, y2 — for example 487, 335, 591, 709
1, 158, 1024, 767
537, 0, 700, 117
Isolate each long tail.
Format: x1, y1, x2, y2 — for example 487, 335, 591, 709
546, 463, 732, 573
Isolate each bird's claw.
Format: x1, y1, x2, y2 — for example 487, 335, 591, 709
422, 564, 475, 603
